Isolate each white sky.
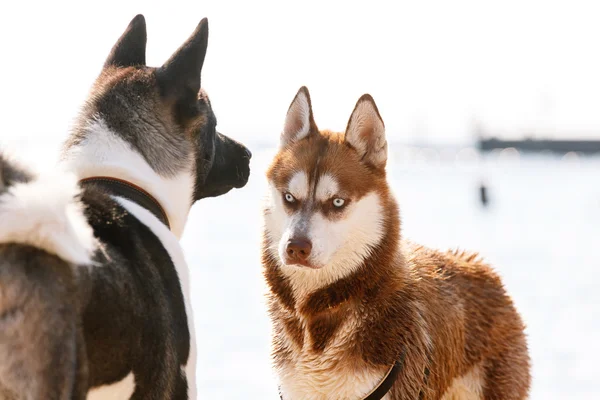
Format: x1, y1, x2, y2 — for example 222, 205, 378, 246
1, 0, 600, 146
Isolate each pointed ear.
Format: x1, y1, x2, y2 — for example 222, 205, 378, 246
280, 86, 316, 148
344, 94, 387, 169
157, 18, 208, 99
104, 14, 147, 68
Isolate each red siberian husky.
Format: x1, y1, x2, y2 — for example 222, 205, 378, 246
262, 87, 530, 400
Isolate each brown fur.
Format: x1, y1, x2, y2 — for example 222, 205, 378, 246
263, 90, 530, 399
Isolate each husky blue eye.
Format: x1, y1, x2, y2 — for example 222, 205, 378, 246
284, 193, 295, 203
333, 198, 345, 207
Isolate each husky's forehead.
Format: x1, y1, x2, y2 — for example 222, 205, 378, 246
267, 131, 384, 200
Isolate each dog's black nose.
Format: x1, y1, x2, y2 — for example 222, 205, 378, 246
244, 147, 252, 159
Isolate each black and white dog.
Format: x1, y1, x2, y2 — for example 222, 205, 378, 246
0, 15, 250, 399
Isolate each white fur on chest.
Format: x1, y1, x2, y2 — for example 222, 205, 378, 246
115, 197, 197, 400
279, 359, 387, 400
278, 317, 387, 400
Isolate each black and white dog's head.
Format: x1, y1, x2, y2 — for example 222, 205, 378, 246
63, 15, 250, 205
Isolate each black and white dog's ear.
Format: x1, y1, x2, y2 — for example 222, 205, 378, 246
104, 14, 147, 68
344, 94, 387, 169
280, 86, 317, 149
157, 18, 208, 102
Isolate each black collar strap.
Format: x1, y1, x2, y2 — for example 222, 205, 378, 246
80, 176, 170, 229
363, 347, 407, 400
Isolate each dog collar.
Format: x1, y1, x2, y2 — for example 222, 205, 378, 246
362, 347, 407, 400
80, 176, 170, 229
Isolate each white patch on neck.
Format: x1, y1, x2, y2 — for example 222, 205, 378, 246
87, 372, 135, 400
61, 119, 195, 238
315, 173, 338, 202
287, 171, 309, 200
114, 197, 197, 400
0, 171, 96, 265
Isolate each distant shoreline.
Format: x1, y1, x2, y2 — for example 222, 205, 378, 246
477, 137, 600, 155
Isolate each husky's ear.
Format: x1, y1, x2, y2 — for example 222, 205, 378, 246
157, 18, 208, 103
104, 14, 147, 68
280, 86, 316, 148
344, 94, 387, 169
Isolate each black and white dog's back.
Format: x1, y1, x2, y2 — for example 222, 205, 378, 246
0, 14, 250, 400
0, 156, 94, 400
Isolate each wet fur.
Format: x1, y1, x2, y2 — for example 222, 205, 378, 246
263, 87, 530, 399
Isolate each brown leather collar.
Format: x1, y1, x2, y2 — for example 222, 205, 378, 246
80, 176, 170, 229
